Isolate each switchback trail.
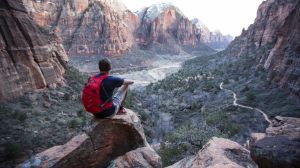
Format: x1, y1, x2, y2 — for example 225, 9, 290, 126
220, 82, 272, 125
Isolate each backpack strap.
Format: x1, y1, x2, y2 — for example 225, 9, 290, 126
98, 76, 112, 110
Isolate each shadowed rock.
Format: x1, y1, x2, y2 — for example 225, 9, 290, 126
167, 137, 258, 168
250, 116, 300, 168
17, 109, 153, 168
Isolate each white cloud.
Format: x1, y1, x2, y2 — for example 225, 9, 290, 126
121, 0, 264, 37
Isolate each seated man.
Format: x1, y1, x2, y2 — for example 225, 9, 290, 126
82, 58, 134, 118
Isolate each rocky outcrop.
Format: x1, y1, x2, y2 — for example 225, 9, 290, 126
0, 0, 68, 101
225, 0, 300, 95
167, 137, 258, 168
250, 116, 300, 168
108, 147, 162, 168
18, 109, 160, 168
22, 0, 136, 56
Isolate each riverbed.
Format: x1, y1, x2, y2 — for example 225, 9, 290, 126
71, 53, 195, 90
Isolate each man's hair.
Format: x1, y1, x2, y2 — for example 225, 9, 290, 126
98, 58, 111, 72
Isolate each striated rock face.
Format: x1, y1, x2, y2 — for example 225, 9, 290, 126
136, 3, 232, 52
23, 1, 231, 55
23, 0, 136, 56
225, 0, 300, 95
0, 0, 68, 101
136, 3, 196, 49
108, 147, 162, 168
17, 109, 159, 168
167, 137, 258, 168
250, 116, 300, 168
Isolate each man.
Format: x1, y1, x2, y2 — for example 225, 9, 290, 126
82, 58, 134, 118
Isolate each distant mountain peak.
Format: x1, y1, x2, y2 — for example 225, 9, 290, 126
137, 2, 185, 21
192, 18, 209, 30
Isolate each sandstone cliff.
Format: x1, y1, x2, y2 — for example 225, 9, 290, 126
22, 0, 136, 56
18, 109, 162, 168
23, 1, 231, 56
225, 0, 300, 95
136, 3, 196, 50
136, 3, 231, 53
0, 0, 68, 101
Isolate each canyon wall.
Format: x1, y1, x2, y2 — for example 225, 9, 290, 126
0, 0, 68, 101
22, 0, 137, 56
136, 3, 232, 52
225, 0, 300, 95
23, 1, 231, 56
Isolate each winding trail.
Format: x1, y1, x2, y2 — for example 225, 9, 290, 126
220, 82, 272, 125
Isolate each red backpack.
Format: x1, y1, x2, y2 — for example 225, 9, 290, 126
82, 74, 113, 113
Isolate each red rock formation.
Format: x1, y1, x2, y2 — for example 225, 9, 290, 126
250, 116, 300, 168
17, 109, 159, 168
136, 3, 232, 53
167, 137, 258, 168
225, 0, 300, 95
0, 0, 68, 101
136, 3, 196, 48
109, 147, 162, 168
23, 0, 136, 56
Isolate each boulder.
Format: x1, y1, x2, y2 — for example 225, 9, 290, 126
108, 147, 162, 168
167, 137, 257, 168
250, 116, 300, 168
18, 109, 151, 168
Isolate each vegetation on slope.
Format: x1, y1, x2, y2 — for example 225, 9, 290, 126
128, 51, 300, 166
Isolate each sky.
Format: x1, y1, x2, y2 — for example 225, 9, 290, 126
121, 0, 265, 37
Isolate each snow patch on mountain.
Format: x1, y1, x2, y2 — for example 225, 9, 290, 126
192, 18, 209, 30
136, 2, 185, 21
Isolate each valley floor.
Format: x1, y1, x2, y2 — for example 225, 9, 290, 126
1, 50, 299, 167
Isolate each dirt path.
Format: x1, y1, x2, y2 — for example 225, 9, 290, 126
220, 82, 272, 125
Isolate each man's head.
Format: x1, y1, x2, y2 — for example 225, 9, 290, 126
98, 58, 111, 73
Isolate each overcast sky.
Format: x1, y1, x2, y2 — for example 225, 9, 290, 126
121, 0, 265, 37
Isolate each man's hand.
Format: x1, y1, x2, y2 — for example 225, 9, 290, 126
123, 80, 134, 85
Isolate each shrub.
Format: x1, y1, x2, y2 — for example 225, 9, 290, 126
245, 91, 256, 101
159, 143, 189, 167
12, 111, 27, 122
159, 122, 224, 166
4, 142, 22, 159
69, 119, 80, 128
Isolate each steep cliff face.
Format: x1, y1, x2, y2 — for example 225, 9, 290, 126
23, 0, 136, 56
0, 0, 68, 101
136, 3, 232, 52
23, 1, 230, 56
225, 0, 300, 95
136, 3, 196, 48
